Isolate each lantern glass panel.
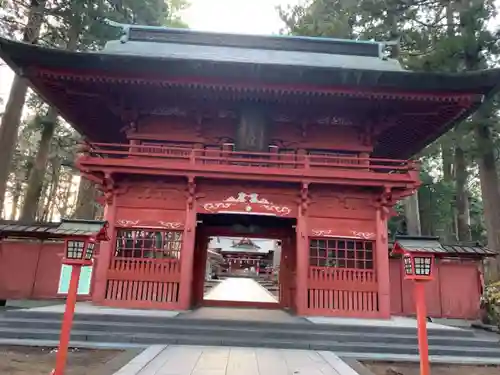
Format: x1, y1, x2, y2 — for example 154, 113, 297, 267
67, 240, 85, 259
85, 241, 95, 260
414, 256, 432, 276
403, 255, 413, 275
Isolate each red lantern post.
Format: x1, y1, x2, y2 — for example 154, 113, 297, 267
52, 236, 96, 375
393, 242, 435, 375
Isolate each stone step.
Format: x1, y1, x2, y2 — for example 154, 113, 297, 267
0, 317, 495, 348
0, 326, 498, 359
3, 310, 476, 338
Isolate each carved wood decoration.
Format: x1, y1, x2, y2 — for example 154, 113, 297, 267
115, 219, 184, 230
310, 229, 376, 240
199, 192, 293, 217
307, 216, 376, 239
235, 106, 270, 152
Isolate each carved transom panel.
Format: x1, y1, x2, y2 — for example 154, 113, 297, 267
200, 192, 293, 217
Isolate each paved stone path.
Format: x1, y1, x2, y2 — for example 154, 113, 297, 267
114, 345, 359, 375
204, 278, 278, 303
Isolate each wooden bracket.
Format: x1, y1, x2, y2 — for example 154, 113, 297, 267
299, 182, 310, 215
376, 186, 392, 220
186, 176, 197, 210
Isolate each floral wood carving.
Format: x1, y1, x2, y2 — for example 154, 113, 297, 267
311, 229, 375, 239
116, 220, 140, 227
201, 192, 292, 216
116, 220, 183, 229
158, 221, 183, 229
350, 231, 376, 239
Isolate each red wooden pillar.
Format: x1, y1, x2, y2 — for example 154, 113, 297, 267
92, 194, 116, 303
295, 212, 309, 316
376, 206, 391, 318
191, 231, 207, 307
178, 179, 197, 310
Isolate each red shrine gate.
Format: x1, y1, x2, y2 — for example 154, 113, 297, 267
2, 24, 497, 319
95, 184, 385, 318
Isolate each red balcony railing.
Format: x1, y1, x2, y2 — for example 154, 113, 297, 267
79, 142, 419, 176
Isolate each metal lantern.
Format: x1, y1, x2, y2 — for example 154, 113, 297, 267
413, 254, 433, 277
402, 253, 434, 280
392, 237, 437, 281
63, 237, 96, 266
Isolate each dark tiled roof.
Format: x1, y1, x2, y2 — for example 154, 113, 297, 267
441, 243, 496, 256
0, 219, 108, 239
390, 236, 496, 258
395, 236, 447, 254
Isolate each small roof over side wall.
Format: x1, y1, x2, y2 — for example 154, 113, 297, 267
393, 235, 446, 254
390, 235, 496, 258
0, 219, 109, 240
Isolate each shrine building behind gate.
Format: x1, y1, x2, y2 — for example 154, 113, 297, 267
0, 24, 499, 318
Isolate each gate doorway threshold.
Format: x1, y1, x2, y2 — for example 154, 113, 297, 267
178, 307, 306, 323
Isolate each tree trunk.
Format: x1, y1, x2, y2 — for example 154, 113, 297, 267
36, 178, 50, 221
475, 121, 500, 279
437, 140, 457, 241
9, 179, 22, 220
403, 194, 421, 236
458, 1, 500, 279
72, 177, 97, 220
17, 13, 81, 222
19, 109, 57, 222
59, 173, 72, 218
42, 159, 61, 222
0, 0, 47, 217
455, 146, 471, 241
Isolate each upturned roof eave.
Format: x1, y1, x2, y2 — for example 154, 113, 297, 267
2, 37, 500, 96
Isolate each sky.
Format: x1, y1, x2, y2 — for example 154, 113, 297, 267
0, 0, 301, 108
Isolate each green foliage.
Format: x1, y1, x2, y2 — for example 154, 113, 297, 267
278, 0, 500, 244
418, 165, 455, 238
482, 281, 500, 326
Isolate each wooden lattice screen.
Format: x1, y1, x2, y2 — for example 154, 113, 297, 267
307, 237, 379, 317
105, 228, 182, 308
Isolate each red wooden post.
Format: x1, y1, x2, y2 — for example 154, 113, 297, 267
178, 179, 197, 310
376, 207, 391, 318
295, 214, 308, 315
129, 139, 140, 154
53, 265, 81, 375
92, 195, 116, 303
415, 281, 430, 375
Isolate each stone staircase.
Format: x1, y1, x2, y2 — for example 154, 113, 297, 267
203, 279, 222, 294
257, 279, 279, 297
0, 309, 499, 363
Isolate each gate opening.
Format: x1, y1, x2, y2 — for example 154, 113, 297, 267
191, 213, 296, 310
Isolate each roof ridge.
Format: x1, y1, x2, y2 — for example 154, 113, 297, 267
104, 19, 385, 59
